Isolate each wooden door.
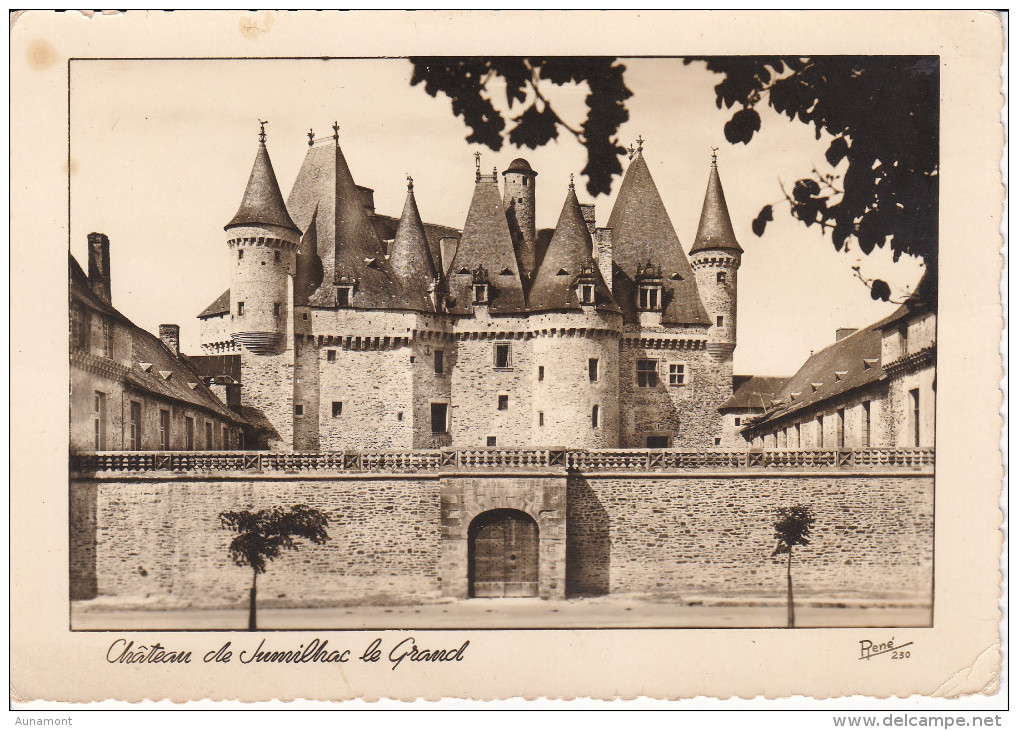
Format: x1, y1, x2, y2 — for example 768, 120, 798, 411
469, 510, 538, 597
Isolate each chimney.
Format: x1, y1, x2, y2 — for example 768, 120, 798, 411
579, 203, 596, 234
87, 232, 112, 304
594, 227, 613, 285
356, 185, 375, 216
159, 324, 181, 357
439, 236, 459, 277
836, 327, 859, 341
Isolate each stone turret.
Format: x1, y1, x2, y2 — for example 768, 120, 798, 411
689, 153, 742, 361
502, 157, 538, 283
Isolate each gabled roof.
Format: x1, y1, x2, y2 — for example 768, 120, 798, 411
446, 178, 527, 314
747, 324, 886, 430
528, 186, 619, 315
606, 151, 712, 326
226, 141, 300, 234
721, 375, 789, 411
689, 164, 743, 254
71, 255, 244, 425
198, 289, 231, 319
388, 184, 437, 311
287, 142, 404, 310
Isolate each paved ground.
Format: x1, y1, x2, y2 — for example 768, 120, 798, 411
72, 597, 931, 631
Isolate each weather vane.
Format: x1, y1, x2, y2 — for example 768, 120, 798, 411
569, 173, 575, 190
711, 146, 719, 167
636, 134, 644, 152
474, 151, 481, 181
307, 128, 315, 147
406, 173, 414, 191
332, 121, 340, 142
258, 120, 268, 144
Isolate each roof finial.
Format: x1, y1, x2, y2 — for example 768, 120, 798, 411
492, 166, 497, 179
307, 128, 315, 147
332, 121, 340, 146
569, 173, 575, 191
711, 146, 719, 168
627, 143, 636, 160
406, 173, 414, 192
474, 151, 481, 182
258, 120, 268, 144
636, 134, 644, 152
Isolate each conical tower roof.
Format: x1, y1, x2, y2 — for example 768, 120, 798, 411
287, 138, 404, 309
446, 175, 527, 314
606, 150, 711, 326
389, 179, 437, 311
690, 163, 743, 254
226, 135, 300, 234
528, 183, 619, 314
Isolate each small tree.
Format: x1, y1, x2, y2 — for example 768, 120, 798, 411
219, 505, 330, 630
772, 504, 816, 629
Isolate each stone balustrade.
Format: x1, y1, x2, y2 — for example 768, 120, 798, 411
70, 446, 935, 475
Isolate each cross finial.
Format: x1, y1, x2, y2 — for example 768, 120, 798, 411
711, 146, 719, 168
569, 173, 575, 190
636, 134, 644, 152
474, 151, 481, 181
258, 120, 268, 144
627, 143, 636, 160
406, 173, 414, 192
307, 128, 315, 147
332, 121, 340, 143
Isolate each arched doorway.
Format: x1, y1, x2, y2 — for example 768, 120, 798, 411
468, 509, 539, 597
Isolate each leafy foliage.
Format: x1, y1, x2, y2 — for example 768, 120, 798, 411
688, 56, 939, 301
772, 504, 817, 556
409, 57, 632, 196
220, 504, 330, 574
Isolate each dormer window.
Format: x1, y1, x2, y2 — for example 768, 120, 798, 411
337, 286, 353, 307
471, 264, 491, 305
639, 284, 661, 311
472, 284, 489, 305
580, 282, 595, 305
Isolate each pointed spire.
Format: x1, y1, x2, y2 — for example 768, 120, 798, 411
389, 176, 437, 311
690, 155, 743, 254
225, 123, 300, 234
528, 183, 618, 314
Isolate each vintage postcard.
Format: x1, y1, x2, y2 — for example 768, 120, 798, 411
10, 10, 1004, 703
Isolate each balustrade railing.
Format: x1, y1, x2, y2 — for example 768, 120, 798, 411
71, 447, 935, 475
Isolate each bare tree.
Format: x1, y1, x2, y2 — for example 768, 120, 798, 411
772, 504, 816, 628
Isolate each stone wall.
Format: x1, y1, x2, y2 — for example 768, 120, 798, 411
241, 348, 294, 450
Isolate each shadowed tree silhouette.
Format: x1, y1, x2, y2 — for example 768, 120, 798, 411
407, 56, 937, 302
219, 505, 330, 630
772, 504, 817, 628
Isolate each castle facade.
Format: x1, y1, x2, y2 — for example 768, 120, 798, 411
197, 128, 743, 452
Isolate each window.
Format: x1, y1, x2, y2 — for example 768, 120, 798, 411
522, 178, 528, 187
130, 401, 142, 450
836, 408, 845, 448
899, 324, 909, 355
714, 437, 722, 446
223, 426, 230, 450
159, 409, 170, 450
638, 285, 661, 311
588, 358, 599, 383
397, 412, 404, 422
70, 306, 90, 351
327, 350, 336, 363
273, 302, 282, 317
337, 286, 352, 307
93, 391, 107, 450
295, 404, 304, 416
636, 359, 658, 388
668, 363, 686, 387
538, 365, 544, 382
497, 395, 509, 411
332, 402, 343, 418
734, 417, 741, 426
910, 388, 921, 446
861, 401, 871, 448
538, 411, 544, 426
580, 282, 595, 305
237, 301, 245, 316
591, 404, 600, 428
205, 421, 213, 450
493, 343, 511, 369
816, 416, 824, 448
274, 251, 281, 263
647, 435, 669, 448
302, 313, 308, 321
431, 403, 448, 434
717, 271, 727, 284
238, 249, 244, 260
486, 436, 497, 447
716, 315, 725, 328
101, 317, 112, 358
518, 197, 524, 203
472, 284, 489, 305
434, 350, 445, 374
410, 355, 416, 363
185, 416, 195, 450
794, 423, 801, 448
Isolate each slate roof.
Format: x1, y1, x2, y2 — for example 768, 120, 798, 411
198, 289, 231, 319
286, 142, 405, 310
504, 158, 536, 175
606, 151, 712, 326
446, 178, 528, 314
721, 375, 789, 411
71, 255, 244, 425
747, 324, 886, 430
226, 142, 300, 234
369, 214, 460, 276
527, 186, 620, 315
689, 165, 743, 254
388, 185, 438, 311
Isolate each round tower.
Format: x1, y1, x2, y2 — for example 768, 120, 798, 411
226, 122, 302, 355
689, 154, 743, 362
501, 157, 538, 280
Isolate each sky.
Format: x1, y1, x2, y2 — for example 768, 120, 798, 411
69, 58, 926, 377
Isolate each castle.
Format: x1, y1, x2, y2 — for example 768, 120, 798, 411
196, 125, 743, 452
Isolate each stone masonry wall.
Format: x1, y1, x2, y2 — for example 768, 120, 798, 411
566, 473, 933, 603
241, 349, 294, 450
450, 335, 534, 448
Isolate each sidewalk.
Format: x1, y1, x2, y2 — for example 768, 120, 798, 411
72, 596, 931, 630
